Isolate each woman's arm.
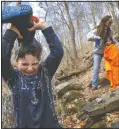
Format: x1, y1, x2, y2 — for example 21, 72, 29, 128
87, 28, 101, 41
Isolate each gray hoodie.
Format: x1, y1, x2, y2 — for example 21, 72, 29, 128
87, 28, 119, 54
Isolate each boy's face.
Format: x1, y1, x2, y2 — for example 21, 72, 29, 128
106, 39, 112, 46
16, 54, 40, 76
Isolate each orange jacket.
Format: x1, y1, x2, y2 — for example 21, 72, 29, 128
104, 44, 119, 89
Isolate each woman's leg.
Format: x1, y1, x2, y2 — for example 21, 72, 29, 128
92, 54, 103, 88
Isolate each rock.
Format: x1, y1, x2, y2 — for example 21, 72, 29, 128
85, 118, 94, 128
91, 120, 106, 128
77, 110, 85, 120
55, 79, 61, 85
55, 82, 71, 98
55, 82, 83, 98
83, 87, 119, 117
76, 99, 86, 111
71, 98, 86, 117
62, 90, 83, 104
111, 122, 119, 128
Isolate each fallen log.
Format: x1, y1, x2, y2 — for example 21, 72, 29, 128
56, 62, 93, 81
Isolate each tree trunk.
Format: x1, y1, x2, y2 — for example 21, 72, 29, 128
76, 17, 84, 57
64, 2, 78, 59
89, 2, 97, 26
83, 5, 91, 32
117, 2, 119, 9
110, 2, 119, 37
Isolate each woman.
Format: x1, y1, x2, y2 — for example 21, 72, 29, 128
87, 15, 119, 90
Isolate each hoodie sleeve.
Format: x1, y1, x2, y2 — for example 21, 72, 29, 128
42, 26, 64, 79
2, 29, 18, 87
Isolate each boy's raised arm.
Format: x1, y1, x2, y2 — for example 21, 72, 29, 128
28, 18, 64, 79
2, 29, 18, 85
42, 26, 64, 78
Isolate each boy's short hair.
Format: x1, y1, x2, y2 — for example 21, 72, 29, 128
15, 38, 42, 61
107, 37, 113, 43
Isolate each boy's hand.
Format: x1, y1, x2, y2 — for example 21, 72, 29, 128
10, 25, 23, 39
28, 17, 49, 31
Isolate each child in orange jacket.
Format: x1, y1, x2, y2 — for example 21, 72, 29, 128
104, 38, 119, 89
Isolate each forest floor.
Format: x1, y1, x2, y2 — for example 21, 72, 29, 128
55, 51, 119, 128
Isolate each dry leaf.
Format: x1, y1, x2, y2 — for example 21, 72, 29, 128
79, 120, 86, 126
8, 113, 14, 121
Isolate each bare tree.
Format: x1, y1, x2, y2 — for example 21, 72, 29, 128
89, 2, 97, 26
109, 2, 119, 36
73, 2, 85, 57
64, 2, 78, 59
117, 2, 119, 9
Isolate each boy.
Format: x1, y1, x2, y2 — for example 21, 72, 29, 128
2, 5, 64, 128
104, 38, 119, 89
